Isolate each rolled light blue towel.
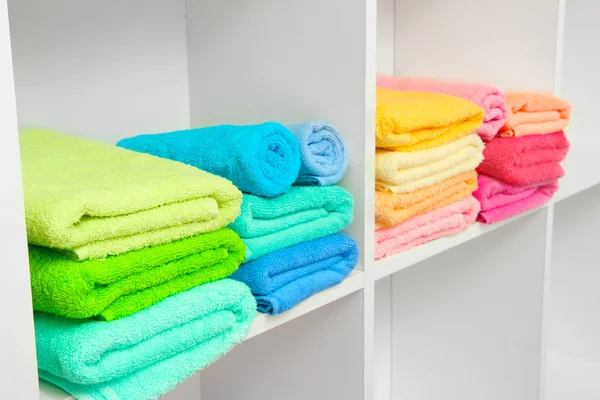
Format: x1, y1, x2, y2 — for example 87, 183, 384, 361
35, 279, 256, 400
287, 121, 349, 186
231, 234, 359, 315
117, 122, 301, 198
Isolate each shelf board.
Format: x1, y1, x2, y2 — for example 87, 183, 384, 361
546, 351, 600, 399
374, 206, 546, 280
38, 268, 364, 400
553, 137, 600, 202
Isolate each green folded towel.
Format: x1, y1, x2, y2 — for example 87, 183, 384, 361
36, 279, 256, 400
20, 128, 242, 260
30, 228, 245, 321
230, 186, 354, 261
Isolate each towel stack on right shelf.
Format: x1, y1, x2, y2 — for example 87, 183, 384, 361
474, 93, 571, 223
373, 87, 485, 259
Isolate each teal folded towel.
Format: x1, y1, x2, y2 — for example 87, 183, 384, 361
117, 122, 301, 198
287, 122, 349, 186
230, 186, 353, 261
35, 280, 256, 400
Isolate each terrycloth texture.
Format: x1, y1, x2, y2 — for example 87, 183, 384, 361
231, 234, 358, 315
477, 131, 570, 185
376, 74, 508, 141
286, 122, 349, 186
21, 128, 242, 261
117, 122, 301, 198
375, 171, 477, 229
30, 228, 245, 321
230, 186, 353, 262
376, 87, 484, 151
375, 196, 479, 259
499, 92, 571, 137
36, 279, 256, 400
474, 175, 558, 224
376, 133, 484, 193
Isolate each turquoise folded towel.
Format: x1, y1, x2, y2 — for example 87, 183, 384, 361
287, 122, 349, 186
117, 122, 301, 198
36, 280, 256, 400
231, 234, 359, 315
230, 186, 353, 261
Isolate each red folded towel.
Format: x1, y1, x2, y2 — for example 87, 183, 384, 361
476, 131, 570, 185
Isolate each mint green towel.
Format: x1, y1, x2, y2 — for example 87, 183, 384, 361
230, 186, 353, 261
36, 279, 256, 400
20, 128, 242, 260
30, 228, 245, 321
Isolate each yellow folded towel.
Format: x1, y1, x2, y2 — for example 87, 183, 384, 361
376, 88, 484, 151
376, 133, 484, 193
375, 171, 477, 229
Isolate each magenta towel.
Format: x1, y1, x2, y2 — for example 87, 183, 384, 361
477, 131, 570, 186
375, 196, 479, 259
474, 175, 558, 224
376, 74, 508, 141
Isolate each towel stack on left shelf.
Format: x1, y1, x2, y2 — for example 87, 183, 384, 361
119, 121, 358, 316
21, 129, 257, 400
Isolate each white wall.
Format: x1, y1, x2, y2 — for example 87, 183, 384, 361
7, 0, 190, 142
0, 0, 38, 397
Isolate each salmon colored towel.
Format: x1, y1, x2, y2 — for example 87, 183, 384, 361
474, 175, 558, 224
377, 74, 507, 141
375, 196, 479, 259
376, 171, 477, 229
477, 131, 570, 186
498, 92, 571, 137
376, 87, 484, 151
376, 133, 484, 193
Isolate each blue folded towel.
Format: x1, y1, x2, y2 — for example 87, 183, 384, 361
117, 122, 301, 198
35, 279, 256, 400
231, 234, 359, 315
287, 122, 349, 186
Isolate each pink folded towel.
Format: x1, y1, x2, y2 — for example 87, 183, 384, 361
477, 131, 570, 186
376, 74, 508, 141
375, 196, 479, 259
474, 175, 558, 224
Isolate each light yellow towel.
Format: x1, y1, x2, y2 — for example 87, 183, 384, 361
376, 88, 484, 151
376, 133, 484, 193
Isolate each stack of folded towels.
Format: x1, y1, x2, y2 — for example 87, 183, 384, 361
474, 93, 571, 223
22, 129, 257, 399
374, 74, 504, 259
119, 121, 358, 316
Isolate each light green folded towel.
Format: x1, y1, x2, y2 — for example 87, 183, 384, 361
230, 186, 354, 261
30, 228, 245, 321
20, 128, 242, 260
36, 279, 256, 400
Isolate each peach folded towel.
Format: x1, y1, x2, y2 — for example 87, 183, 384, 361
376, 171, 477, 229
377, 74, 507, 141
498, 92, 571, 137
376, 133, 484, 193
376, 87, 484, 151
474, 175, 558, 224
375, 196, 479, 259
477, 131, 570, 186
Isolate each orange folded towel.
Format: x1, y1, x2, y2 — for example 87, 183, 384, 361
375, 171, 477, 229
499, 92, 571, 137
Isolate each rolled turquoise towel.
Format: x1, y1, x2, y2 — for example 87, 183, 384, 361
231, 234, 359, 315
287, 122, 349, 186
230, 186, 353, 261
117, 122, 301, 198
35, 280, 256, 400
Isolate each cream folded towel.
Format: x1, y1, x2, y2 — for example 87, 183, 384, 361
376, 133, 484, 193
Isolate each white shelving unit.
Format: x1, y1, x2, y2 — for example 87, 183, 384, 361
1, 1, 598, 399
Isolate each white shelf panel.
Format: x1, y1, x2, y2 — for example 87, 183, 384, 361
546, 351, 600, 400
38, 268, 364, 400
553, 138, 600, 203
374, 206, 546, 281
